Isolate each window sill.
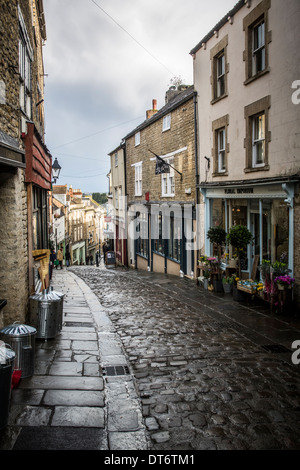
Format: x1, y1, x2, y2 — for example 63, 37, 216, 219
166, 256, 180, 264
152, 250, 164, 257
244, 67, 270, 86
161, 194, 175, 198
211, 93, 228, 105
244, 164, 270, 173
136, 253, 148, 260
212, 171, 228, 177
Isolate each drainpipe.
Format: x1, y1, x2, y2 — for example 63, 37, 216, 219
193, 92, 200, 206
193, 91, 200, 261
282, 183, 294, 277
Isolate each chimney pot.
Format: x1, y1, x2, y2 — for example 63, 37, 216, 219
152, 99, 157, 110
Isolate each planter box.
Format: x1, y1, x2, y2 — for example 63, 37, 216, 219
237, 281, 255, 294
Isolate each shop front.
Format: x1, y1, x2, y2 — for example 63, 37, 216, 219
200, 177, 298, 279
133, 203, 196, 278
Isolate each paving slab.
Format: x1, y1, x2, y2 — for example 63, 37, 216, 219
43, 389, 105, 406
51, 406, 105, 427
12, 427, 108, 450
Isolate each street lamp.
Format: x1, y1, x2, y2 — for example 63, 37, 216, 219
52, 158, 61, 184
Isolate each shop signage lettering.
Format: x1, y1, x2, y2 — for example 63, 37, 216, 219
224, 188, 253, 194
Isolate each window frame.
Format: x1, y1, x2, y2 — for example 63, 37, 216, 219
212, 115, 229, 176
135, 132, 140, 146
134, 162, 143, 197
167, 213, 181, 262
216, 52, 225, 98
217, 127, 226, 173
252, 19, 265, 75
252, 112, 265, 168
244, 96, 270, 173
243, 0, 271, 85
161, 157, 175, 197
162, 114, 171, 132
210, 35, 228, 104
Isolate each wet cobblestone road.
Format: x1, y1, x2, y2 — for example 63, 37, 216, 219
70, 265, 300, 451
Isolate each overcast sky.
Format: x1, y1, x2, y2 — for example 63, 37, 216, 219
43, 0, 237, 194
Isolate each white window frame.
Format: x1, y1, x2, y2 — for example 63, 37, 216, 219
162, 114, 171, 132
252, 20, 265, 76
135, 132, 140, 146
114, 152, 118, 167
252, 112, 265, 167
217, 128, 226, 173
161, 157, 175, 197
133, 162, 142, 196
216, 53, 225, 98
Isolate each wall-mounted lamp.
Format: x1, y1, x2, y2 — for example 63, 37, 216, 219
52, 158, 61, 184
204, 156, 210, 170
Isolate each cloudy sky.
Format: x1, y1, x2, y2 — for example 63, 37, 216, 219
43, 0, 237, 194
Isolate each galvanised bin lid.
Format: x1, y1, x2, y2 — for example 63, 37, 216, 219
0, 322, 36, 338
0, 342, 15, 366
30, 291, 61, 302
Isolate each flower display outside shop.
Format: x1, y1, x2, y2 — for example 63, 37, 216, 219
274, 275, 295, 289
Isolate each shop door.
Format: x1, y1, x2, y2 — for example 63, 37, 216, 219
250, 211, 270, 277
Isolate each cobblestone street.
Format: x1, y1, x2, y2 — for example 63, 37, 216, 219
70, 265, 300, 451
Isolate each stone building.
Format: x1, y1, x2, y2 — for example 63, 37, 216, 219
82, 195, 105, 264
108, 142, 127, 266
191, 0, 300, 303
0, 0, 51, 326
124, 86, 198, 277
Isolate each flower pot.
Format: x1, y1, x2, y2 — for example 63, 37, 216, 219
223, 283, 232, 294
277, 284, 285, 290
203, 279, 209, 290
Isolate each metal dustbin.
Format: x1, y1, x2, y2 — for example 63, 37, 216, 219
0, 342, 15, 429
105, 251, 116, 268
49, 288, 64, 332
0, 322, 37, 378
29, 290, 61, 339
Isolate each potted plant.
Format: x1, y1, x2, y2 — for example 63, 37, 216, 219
203, 268, 211, 290
274, 275, 295, 290
258, 259, 271, 283
226, 225, 253, 278
222, 275, 233, 293
207, 227, 227, 292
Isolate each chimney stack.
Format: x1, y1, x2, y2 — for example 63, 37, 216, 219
146, 99, 158, 119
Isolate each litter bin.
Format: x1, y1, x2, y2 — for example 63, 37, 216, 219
29, 290, 61, 339
48, 288, 64, 332
105, 251, 116, 268
0, 322, 37, 378
0, 342, 15, 429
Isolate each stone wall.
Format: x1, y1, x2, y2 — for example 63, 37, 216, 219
0, 169, 28, 327
126, 94, 196, 204
0, 1, 20, 140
